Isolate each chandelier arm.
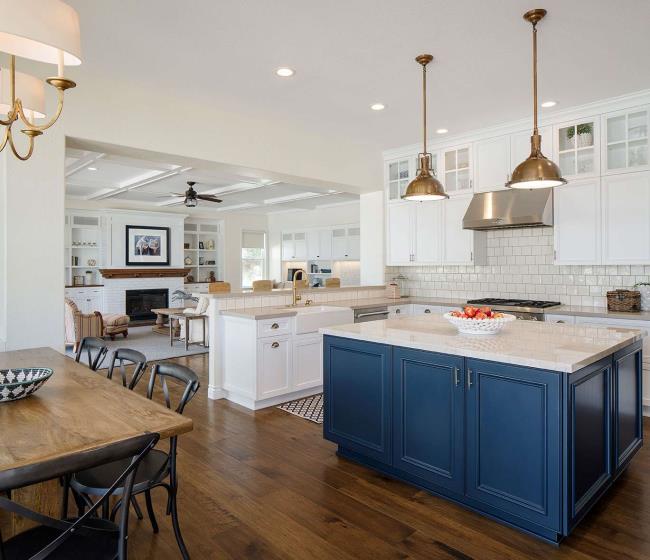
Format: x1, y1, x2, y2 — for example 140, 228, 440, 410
7, 128, 35, 161
0, 126, 10, 153
16, 87, 65, 132
0, 111, 16, 127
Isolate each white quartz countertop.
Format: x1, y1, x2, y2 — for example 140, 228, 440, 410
320, 315, 645, 373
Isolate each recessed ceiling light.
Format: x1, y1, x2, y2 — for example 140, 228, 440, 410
370, 103, 385, 111
276, 67, 295, 77
87, 167, 98, 171
541, 100, 557, 108
436, 128, 448, 134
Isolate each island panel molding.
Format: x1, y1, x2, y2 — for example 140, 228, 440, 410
99, 268, 191, 279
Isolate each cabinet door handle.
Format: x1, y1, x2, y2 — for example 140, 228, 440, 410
395, 308, 401, 314
466, 368, 474, 389
271, 323, 279, 329
454, 367, 460, 387
271, 342, 280, 348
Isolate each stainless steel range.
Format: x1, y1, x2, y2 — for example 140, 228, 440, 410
465, 298, 562, 321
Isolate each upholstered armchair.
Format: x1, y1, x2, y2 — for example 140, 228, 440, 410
64, 298, 103, 353
179, 295, 210, 344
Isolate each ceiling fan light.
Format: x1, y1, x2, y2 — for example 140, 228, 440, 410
0, 0, 82, 65
185, 197, 197, 207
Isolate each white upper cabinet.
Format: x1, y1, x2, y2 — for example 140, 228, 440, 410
553, 179, 601, 265
474, 135, 510, 192
386, 157, 415, 202
330, 226, 360, 260
307, 229, 332, 260
442, 144, 473, 195
414, 202, 443, 264
602, 171, 650, 264
442, 195, 485, 264
554, 117, 600, 179
387, 202, 414, 265
281, 232, 307, 261
602, 106, 649, 175
510, 125, 553, 173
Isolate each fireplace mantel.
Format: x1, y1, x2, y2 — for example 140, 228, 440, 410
99, 268, 191, 279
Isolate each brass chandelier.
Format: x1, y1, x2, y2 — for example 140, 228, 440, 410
402, 54, 448, 201
506, 9, 566, 189
0, 0, 81, 161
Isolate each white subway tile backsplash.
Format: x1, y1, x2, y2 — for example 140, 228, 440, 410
387, 228, 647, 308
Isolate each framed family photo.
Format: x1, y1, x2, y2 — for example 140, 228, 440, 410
126, 225, 170, 266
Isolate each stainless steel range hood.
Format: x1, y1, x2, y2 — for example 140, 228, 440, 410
462, 188, 553, 230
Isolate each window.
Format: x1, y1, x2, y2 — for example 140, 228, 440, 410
241, 230, 267, 288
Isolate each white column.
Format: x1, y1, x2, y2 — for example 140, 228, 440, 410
360, 190, 385, 286
0, 125, 65, 351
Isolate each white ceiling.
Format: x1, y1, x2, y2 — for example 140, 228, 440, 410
62, 0, 650, 152
65, 143, 359, 214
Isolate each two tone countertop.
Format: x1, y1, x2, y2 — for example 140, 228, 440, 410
320, 315, 645, 373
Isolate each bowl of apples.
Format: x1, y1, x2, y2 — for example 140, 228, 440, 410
444, 306, 516, 335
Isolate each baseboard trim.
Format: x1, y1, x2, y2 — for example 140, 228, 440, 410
207, 385, 227, 400
218, 386, 323, 410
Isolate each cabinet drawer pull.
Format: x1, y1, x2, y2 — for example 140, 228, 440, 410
454, 367, 460, 387
271, 323, 279, 329
395, 308, 401, 314
467, 369, 473, 389
424, 308, 431, 314
271, 342, 280, 348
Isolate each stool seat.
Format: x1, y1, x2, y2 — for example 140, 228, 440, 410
103, 314, 129, 340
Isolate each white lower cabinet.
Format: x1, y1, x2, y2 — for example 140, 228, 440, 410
64, 288, 103, 314
257, 336, 292, 399
544, 314, 576, 324
293, 334, 323, 390
411, 304, 438, 315
388, 304, 411, 318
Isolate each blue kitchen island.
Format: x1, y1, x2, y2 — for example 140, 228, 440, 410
321, 315, 644, 543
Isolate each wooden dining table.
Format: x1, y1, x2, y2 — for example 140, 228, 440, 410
0, 347, 193, 538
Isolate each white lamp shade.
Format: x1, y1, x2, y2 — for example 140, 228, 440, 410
0, 68, 45, 117
0, 0, 81, 65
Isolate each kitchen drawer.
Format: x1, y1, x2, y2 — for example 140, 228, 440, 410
411, 304, 440, 315
257, 317, 292, 338
388, 304, 411, 318
545, 314, 576, 324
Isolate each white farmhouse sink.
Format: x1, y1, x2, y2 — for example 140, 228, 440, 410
292, 306, 354, 334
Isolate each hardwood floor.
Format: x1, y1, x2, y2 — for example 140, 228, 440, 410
125, 353, 650, 559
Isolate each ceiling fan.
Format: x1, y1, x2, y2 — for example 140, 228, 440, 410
165, 181, 222, 207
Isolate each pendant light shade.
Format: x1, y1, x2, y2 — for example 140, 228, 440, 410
402, 54, 448, 201
506, 9, 566, 190
0, 0, 82, 65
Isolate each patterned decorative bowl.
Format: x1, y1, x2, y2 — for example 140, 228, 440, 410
443, 312, 516, 335
0, 368, 54, 402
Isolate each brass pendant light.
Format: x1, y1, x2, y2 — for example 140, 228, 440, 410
402, 54, 448, 201
506, 9, 566, 189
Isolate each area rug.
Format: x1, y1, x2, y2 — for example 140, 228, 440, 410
277, 393, 323, 424
65, 325, 208, 368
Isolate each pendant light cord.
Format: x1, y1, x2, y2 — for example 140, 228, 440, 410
422, 62, 427, 155
532, 22, 538, 136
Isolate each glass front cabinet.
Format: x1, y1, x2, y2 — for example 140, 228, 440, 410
386, 157, 414, 202
554, 117, 600, 179
602, 106, 649, 175
442, 144, 472, 195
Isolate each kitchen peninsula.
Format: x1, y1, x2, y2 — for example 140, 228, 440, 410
321, 316, 645, 543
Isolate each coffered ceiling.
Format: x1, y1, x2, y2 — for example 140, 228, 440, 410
65, 142, 358, 214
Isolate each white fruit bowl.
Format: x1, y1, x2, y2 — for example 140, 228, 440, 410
443, 312, 516, 335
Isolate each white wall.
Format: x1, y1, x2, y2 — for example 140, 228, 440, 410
221, 213, 269, 289
0, 125, 65, 351
267, 202, 360, 283
101, 210, 186, 268
360, 191, 385, 286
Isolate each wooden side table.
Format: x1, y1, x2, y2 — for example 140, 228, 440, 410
169, 312, 208, 350
151, 307, 186, 338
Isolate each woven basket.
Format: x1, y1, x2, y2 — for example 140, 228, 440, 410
606, 290, 640, 312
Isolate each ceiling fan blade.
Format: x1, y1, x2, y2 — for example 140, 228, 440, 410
156, 193, 185, 198
196, 195, 222, 203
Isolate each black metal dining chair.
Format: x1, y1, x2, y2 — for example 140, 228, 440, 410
74, 336, 109, 371
106, 348, 148, 390
0, 432, 158, 560
69, 363, 200, 560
